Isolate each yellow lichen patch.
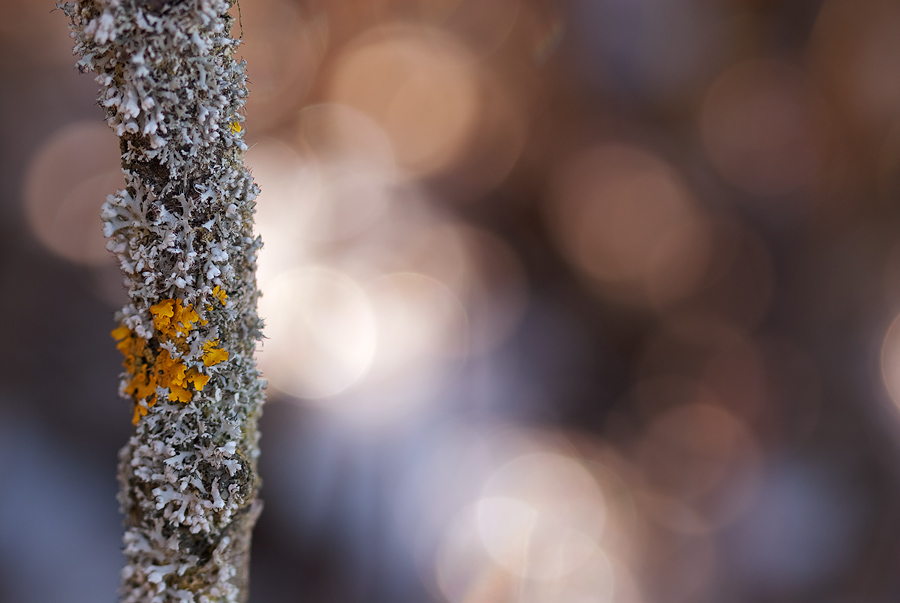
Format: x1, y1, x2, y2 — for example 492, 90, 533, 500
125, 366, 156, 401
174, 303, 200, 336
150, 299, 176, 333
230, 121, 242, 135
155, 349, 186, 389
152, 299, 201, 339
186, 367, 210, 391
133, 403, 149, 425
111, 324, 131, 342
112, 326, 147, 375
169, 385, 193, 403
112, 296, 228, 425
207, 285, 228, 311
202, 339, 229, 367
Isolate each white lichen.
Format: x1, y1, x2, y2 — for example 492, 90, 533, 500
61, 0, 265, 601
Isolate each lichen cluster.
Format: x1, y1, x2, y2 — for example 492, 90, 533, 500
61, 0, 265, 601
112, 289, 228, 425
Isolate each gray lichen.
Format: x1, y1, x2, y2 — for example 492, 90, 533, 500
61, 0, 265, 601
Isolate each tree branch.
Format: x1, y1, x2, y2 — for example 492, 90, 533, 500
61, 0, 265, 601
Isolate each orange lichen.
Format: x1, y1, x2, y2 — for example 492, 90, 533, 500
169, 385, 193, 403
151, 299, 201, 339
207, 285, 228, 311
133, 403, 149, 425
111, 324, 131, 342
186, 367, 210, 391
202, 339, 229, 367
212, 285, 228, 305
113, 297, 228, 424
124, 366, 156, 400
150, 299, 176, 330
112, 325, 147, 375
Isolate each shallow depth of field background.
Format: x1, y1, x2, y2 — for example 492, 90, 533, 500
5, 0, 900, 601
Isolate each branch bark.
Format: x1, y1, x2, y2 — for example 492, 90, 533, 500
62, 1, 265, 601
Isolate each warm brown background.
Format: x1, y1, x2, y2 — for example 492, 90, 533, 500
3, 0, 900, 602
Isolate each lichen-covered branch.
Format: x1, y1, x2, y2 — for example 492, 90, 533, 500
61, 0, 265, 601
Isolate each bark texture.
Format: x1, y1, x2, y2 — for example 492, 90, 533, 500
62, 1, 265, 601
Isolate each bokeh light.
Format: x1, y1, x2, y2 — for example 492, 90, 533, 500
549, 144, 712, 307
634, 403, 762, 533
24, 122, 122, 266
237, 0, 325, 131
296, 103, 397, 172
368, 272, 468, 365
880, 312, 900, 409
433, 0, 521, 59
247, 138, 321, 288
477, 452, 606, 580
257, 267, 377, 399
700, 59, 827, 199
365, 0, 521, 58
248, 122, 528, 423
424, 427, 632, 603
435, 503, 521, 603
810, 0, 900, 132
347, 271, 469, 423
438, 503, 618, 603
327, 25, 482, 177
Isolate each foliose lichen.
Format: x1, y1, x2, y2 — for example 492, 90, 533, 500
60, 0, 265, 601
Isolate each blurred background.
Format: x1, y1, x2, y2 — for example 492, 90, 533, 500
4, 0, 900, 601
